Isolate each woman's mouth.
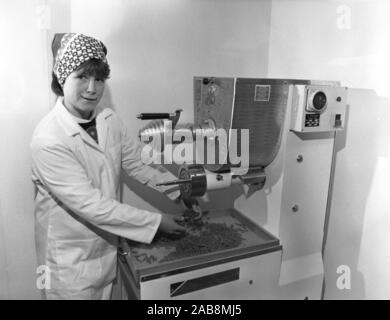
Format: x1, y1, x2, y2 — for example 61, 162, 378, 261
81, 96, 97, 102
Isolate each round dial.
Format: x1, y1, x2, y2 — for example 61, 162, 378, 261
307, 90, 328, 112
312, 91, 327, 110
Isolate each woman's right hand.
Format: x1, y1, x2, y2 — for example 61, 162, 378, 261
158, 214, 186, 235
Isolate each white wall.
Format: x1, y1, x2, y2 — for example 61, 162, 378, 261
0, 0, 50, 299
325, 89, 390, 299
268, 0, 390, 98
268, 0, 390, 299
0, 0, 73, 299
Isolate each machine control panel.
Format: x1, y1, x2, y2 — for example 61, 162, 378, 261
290, 85, 347, 133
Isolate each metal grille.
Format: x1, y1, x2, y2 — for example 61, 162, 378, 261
231, 79, 290, 167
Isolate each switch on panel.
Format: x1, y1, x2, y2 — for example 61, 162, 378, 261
334, 114, 342, 128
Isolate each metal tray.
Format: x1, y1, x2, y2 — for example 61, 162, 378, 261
121, 208, 281, 284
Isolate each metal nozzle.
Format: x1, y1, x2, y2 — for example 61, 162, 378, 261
136, 113, 171, 120
137, 109, 183, 128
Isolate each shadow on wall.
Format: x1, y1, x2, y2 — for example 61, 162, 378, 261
324, 89, 390, 299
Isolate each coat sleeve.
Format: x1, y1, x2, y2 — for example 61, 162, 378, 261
118, 117, 181, 201
31, 136, 161, 244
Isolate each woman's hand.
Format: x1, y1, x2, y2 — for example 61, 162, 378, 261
158, 214, 186, 235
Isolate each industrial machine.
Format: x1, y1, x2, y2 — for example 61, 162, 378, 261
118, 77, 348, 300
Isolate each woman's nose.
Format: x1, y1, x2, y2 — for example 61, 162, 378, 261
86, 78, 96, 94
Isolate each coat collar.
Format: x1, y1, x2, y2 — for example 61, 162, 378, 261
54, 97, 113, 151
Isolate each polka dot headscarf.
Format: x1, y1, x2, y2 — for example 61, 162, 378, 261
52, 33, 107, 87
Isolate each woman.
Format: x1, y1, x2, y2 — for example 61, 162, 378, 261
30, 33, 185, 299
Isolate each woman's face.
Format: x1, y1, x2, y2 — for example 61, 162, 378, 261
63, 68, 105, 119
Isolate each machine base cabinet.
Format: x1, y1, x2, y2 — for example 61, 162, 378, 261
119, 249, 282, 300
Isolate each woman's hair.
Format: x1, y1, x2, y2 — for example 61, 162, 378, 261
51, 58, 111, 96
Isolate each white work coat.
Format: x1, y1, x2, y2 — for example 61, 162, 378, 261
31, 98, 179, 299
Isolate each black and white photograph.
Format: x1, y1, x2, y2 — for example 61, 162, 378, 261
0, 0, 389, 303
